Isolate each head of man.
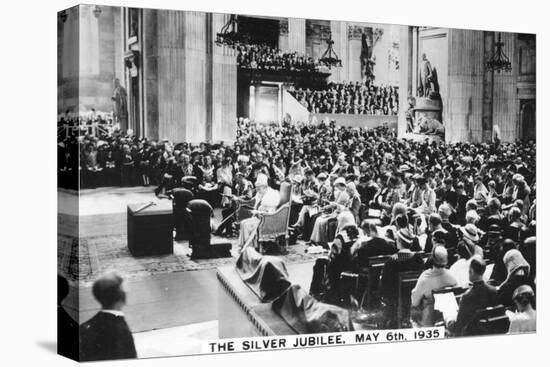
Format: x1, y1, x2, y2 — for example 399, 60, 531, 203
468, 255, 486, 283
428, 213, 442, 232
487, 198, 501, 215
431, 246, 448, 268
438, 203, 452, 222
92, 272, 127, 310
361, 220, 378, 238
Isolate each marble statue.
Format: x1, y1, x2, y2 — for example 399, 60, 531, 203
111, 78, 128, 130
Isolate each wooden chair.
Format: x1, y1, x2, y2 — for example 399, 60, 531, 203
432, 286, 469, 325
397, 270, 423, 328
257, 182, 293, 253
234, 197, 256, 224
363, 255, 392, 309
474, 305, 510, 335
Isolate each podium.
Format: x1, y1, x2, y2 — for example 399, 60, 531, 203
127, 201, 173, 257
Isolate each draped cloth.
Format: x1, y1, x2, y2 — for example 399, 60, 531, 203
235, 246, 292, 302
272, 284, 351, 334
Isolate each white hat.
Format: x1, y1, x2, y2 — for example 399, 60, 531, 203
255, 173, 269, 187
334, 177, 346, 186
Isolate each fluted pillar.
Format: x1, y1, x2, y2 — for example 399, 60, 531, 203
397, 26, 413, 138
288, 18, 306, 54
329, 20, 348, 82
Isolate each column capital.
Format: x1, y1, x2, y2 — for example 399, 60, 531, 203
279, 19, 288, 35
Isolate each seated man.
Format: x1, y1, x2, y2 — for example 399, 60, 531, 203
380, 229, 425, 326
446, 256, 499, 336
79, 272, 137, 361
214, 172, 253, 237
237, 173, 280, 250
352, 219, 397, 268
410, 246, 457, 327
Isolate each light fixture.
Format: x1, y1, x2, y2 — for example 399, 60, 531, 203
486, 32, 512, 73
93, 5, 102, 18
215, 14, 247, 47
319, 38, 342, 69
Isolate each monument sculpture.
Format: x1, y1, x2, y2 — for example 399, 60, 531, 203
111, 78, 128, 131
411, 53, 444, 138
360, 33, 375, 82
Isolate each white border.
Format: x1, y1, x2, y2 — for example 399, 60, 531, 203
0, 0, 546, 366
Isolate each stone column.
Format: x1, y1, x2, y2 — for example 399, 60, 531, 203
278, 19, 289, 51
142, 9, 159, 139
288, 18, 306, 54
492, 32, 519, 142
397, 26, 413, 138
329, 20, 348, 82
446, 28, 484, 143
211, 13, 237, 143
347, 25, 363, 82
481, 31, 494, 142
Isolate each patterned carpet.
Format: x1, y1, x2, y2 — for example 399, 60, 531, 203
58, 232, 320, 285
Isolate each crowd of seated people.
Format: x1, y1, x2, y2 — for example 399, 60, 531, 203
60, 116, 536, 335
289, 81, 398, 115
236, 43, 320, 73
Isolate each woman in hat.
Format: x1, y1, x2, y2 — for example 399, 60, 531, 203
376, 175, 401, 226
237, 173, 280, 250
339, 182, 362, 225
309, 177, 349, 248
459, 223, 484, 257
497, 249, 534, 307
507, 285, 536, 333
473, 175, 489, 207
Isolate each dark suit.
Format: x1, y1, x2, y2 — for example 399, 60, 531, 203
498, 274, 534, 308
450, 280, 499, 336
58, 306, 79, 360
79, 311, 137, 362
354, 237, 397, 268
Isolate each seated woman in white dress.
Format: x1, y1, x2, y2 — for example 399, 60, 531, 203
237, 173, 280, 250
309, 177, 349, 248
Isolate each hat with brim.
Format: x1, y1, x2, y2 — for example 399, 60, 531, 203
461, 224, 479, 242
512, 284, 535, 300
334, 177, 346, 186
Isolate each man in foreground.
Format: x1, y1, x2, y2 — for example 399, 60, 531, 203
79, 272, 137, 361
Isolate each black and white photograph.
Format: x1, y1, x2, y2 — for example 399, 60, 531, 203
53, 2, 538, 363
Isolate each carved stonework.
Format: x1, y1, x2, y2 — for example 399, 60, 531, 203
319, 25, 331, 40
306, 22, 331, 40
279, 19, 288, 35
348, 25, 367, 40
373, 28, 384, 46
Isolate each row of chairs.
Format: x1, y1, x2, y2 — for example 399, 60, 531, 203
340, 252, 504, 332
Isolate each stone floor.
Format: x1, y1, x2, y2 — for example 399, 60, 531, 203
58, 186, 319, 356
